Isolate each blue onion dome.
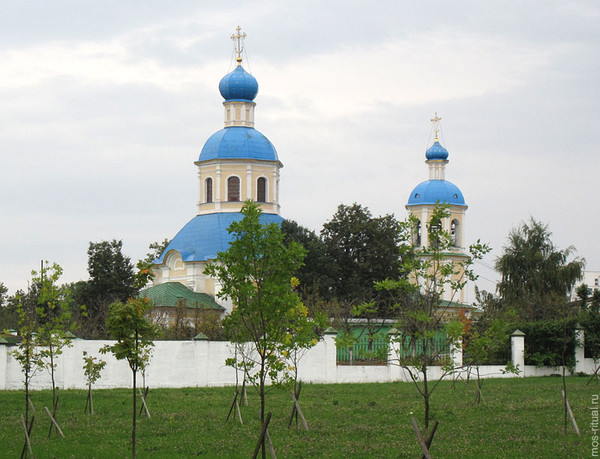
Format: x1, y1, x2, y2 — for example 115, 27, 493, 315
199, 127, 279, 162
218, 65, 258, 101
425, 140, 449, 160
407, 180, 466, 207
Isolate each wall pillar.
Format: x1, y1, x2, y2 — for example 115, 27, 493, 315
387, 328, 401, 382
511, 329, 525, 377
574, 325, 585, 373
451, 340, 463, 368
323, 328, 337, 384
0, 344, 7, 390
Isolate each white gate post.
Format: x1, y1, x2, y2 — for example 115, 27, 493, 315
574, 325, 585, 373
387, 328, 401, 382
0, 344, 7, 390
323, 328, 338, 384
511, 330, 526, 377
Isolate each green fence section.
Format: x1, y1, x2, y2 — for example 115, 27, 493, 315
336, 328, 450, 365
394, 336, 450, 361
336, 333, 390, 365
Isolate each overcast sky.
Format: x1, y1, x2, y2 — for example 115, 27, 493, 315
1, 1, 598, 299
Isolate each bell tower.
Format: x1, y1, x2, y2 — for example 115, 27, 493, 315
406, 114, 469, 303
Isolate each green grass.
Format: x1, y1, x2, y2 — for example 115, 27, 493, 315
0, 376, 594, 457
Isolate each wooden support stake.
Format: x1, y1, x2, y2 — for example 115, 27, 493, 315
48, 396, 59, 438
287, 382, 303, 428
138, 387, 151, 418
20, 414, 34, 459
252, 411, 273, 459
587, 365, 600, 385
265, 429, 277, 459
28, 396, 36, 415
562, 390, 581, 435
226, 390, 239, 423
289, 390, 308, 430
410, 416, 432, 459
241, 379, 248, 406
235, 395, 243, 425
423, 420, 438, 459
44, 406, 64, 438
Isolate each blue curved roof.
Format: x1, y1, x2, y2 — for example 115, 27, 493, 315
198, 127, 279, 162
407, 180, 466, 207
155, 212, 284, 263
219, 65, 258, 102
426, 140, 449, 160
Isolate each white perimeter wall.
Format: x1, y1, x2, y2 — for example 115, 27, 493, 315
0, 333, 595, 391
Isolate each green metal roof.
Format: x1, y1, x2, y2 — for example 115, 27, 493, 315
139, 282, 225, 311
0, 333, 20, 345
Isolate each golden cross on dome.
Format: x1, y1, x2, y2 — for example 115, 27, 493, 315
231, 26, 247, 65
431, 112, 442, 141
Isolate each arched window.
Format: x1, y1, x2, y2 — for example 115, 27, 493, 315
257, 177, 266, 202
205, 177, 213, 203
451, 219, 460, 247
413, 220, 422, 246
227, 176, 240, 201
429, 218, 442, 248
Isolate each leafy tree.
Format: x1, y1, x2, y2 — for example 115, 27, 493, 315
463, 318, 514, 404
11, 289, 44, 430
580, 304, 600, 384
495, 218, 584, 321
34, 263, 74, 429
0, 282, 19, 330
377, 204, 490, 454
281, 220, 336, 301
78, 240, 137, 338
205, 201, 317, 456
82, 351, 106, 415
134, 239, 170, 290
101, 298, 157, 459
577, 284, 600, 313
321, 203, 406, 314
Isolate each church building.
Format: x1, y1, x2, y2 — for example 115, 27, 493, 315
148, 28, 283, 314
146, 29, 472, 319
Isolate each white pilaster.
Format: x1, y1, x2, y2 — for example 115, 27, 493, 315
246, 164, 252, 200
511, 330, 525, 377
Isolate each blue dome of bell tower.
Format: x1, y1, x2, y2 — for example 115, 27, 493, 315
219, 65, 259, 102
425, 140, 449, 160
406, 114, 466, 208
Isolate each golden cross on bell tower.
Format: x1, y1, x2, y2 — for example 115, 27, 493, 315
231, 26, 247, 65
431, 112, 442, 141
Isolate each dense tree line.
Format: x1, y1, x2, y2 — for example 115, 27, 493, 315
282, 203, 408, 322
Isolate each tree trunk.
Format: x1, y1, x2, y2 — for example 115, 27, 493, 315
562, 364, 568, 434
25, 372, 30, 428
423, 366, 430, 433
50, 344, 56, 410
133, 328, 138, 459
133, 368, 137, 459
260, 358, 266, 459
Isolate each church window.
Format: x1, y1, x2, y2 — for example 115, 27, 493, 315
257, 177, 267, 202
429, 218, 442, 248
451, 219, 460, 247
414, 220, 422, 246
205, 178, 213, 203
227, 176, 240, 201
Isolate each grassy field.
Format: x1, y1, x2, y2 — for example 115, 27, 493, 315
0, 376, 594, 458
